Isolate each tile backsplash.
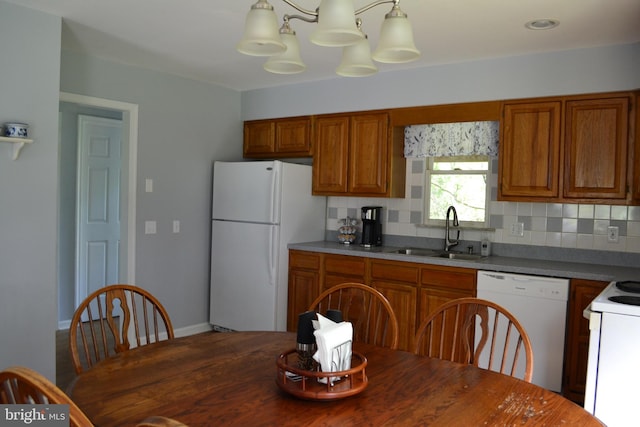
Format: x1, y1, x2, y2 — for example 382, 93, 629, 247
327, 159, 640, 254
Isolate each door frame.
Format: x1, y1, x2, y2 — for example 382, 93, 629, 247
60, 92, 138, 292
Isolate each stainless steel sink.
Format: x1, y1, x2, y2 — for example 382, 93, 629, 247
387, 248, 438, 256
434, 253, 483, 261
387, 248, 483, 261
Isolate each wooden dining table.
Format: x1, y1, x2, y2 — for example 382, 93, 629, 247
68, 331, 603, 426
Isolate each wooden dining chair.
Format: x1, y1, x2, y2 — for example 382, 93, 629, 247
0, 366, 94, 427
136, 416, 189, 426
69, 284, 175, 374
308, 282, 399, 350
413, 297, 534, 382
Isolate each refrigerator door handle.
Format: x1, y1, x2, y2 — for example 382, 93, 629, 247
268, 225, 277, 286
270, 164, 279, 223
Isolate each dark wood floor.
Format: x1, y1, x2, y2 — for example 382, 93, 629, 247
56, 328, 76, 391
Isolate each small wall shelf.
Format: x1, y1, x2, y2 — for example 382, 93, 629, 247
0, 136, 33, 160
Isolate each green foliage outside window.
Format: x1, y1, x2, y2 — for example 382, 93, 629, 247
426, 156, 489, 225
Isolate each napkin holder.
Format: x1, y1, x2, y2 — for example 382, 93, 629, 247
275, 348, 368, 401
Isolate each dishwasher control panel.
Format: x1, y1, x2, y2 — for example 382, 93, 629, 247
477, 271, 569, 301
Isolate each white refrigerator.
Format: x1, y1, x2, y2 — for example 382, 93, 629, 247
209, 160, 326, 331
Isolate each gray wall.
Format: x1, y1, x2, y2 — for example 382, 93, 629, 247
60, 50, 243, 330
241, 43, 640, 120
1, 0, 639, 383
0, 2, 61, 380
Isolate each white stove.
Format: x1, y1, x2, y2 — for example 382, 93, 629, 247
589, 280, 640, 316
584, 280, 640, 426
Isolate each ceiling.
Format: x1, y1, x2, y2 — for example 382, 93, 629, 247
7, 0, 640, 91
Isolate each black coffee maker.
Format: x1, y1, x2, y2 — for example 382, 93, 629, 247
361, 206, 382, 247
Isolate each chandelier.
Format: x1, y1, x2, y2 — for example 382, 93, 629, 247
236, 0, 420, 77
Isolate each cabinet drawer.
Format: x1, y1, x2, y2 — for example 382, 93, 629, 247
324, 255, 366, 276
421, 265, 476, 292
371, 260, 420, 284
289, 251, 320, 270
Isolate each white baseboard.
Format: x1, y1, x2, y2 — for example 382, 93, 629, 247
57, 320, 214, 338
58, 320, 71, 330
174, 322, 214, 337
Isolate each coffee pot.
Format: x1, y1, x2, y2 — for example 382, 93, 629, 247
361, 206, 382, 247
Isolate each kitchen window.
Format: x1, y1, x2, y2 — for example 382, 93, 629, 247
424, 155, 490, 227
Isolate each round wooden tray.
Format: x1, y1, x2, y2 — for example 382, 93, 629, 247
275, 349, 368, 400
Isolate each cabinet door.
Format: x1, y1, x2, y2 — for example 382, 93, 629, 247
244, 120, 275, 156
563, 279, 607, 404
499, 101, 561, 199
287, 251, 321, 331
564, 97, 629, 199
323, 254, 367, 291
417, 287, 474, 362
371, 259, 420, 351
373, 281, 417, 352
312, 115, 350, 194
276, 117, 312, 156
349, 113, 389, 195
417, 287, 475, 328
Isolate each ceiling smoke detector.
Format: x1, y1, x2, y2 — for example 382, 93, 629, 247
525, 19, 559, 30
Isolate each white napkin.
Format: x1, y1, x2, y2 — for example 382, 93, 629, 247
312, 313, 353, 384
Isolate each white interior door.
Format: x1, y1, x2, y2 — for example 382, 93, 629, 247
76, 115, 123, 306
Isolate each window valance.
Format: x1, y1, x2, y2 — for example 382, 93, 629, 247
404, 121, 499, 158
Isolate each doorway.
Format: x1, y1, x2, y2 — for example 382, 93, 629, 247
57, 93, 139, 326
76, 115, 123, 305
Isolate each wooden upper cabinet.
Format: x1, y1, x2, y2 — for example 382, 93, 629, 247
244, 116, 312, 158
564, 97, 629, 200
499, 91, 636, 204
243, 120, 275, 156
312, 115, 350, 194
499, 101, 562, 199
349, 113, 389, 194
275, 118, 312, 155
313, 111, 405, 197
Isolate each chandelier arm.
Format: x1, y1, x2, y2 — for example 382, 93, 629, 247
355, 0, 397, 16
279, 0, 318, 18
284, 13, 318, 24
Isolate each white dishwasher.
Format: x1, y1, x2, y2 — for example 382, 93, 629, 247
477, 270, 569, 392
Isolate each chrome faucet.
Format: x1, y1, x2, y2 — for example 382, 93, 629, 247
444, 205, 460, 252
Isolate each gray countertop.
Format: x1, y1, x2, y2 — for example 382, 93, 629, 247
288, 241, 640, 282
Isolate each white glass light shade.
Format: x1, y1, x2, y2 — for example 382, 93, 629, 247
372, 8, 420, 63
336, 36, 377, 77
310, 0, 363, 47
264, 31, 306, 74
236, 0, 286, 56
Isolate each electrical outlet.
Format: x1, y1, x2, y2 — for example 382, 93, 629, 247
510, 222, 524, 237
607, 226, 619, 243
145, 220, 156, 234
173, 220, 180, 233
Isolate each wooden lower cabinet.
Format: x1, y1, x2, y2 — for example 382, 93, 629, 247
287, 251, 321, 331
289, 249, 611, 402
418, 265, 477, 324
563, 278, 608, 405
287, 251, 477, 352
371, 259, 420, 351
323, 254, 367, 290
